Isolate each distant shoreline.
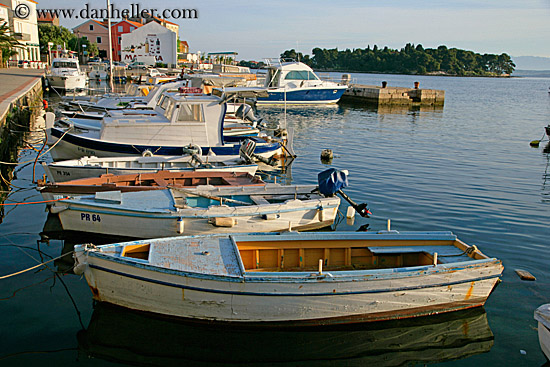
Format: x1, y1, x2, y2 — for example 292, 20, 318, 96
313, 68, 515, 78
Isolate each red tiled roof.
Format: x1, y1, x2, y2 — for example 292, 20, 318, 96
153, 16, 177, 26
181, 41, 189, 46
114, 19, 143, 28
37, 13, 58, 21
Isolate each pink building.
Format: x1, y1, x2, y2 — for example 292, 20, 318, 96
72, 20, 109, 59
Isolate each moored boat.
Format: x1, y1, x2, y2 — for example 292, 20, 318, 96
46, 57, 87, 91
535, 304, 550, 361
51, 184, 340, 238
256, 59, 348, 105
37, 170, 265, 201
73, 230, 503, 325
41, 154, 258, 183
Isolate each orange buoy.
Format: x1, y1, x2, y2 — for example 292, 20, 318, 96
42, 99, 48, 109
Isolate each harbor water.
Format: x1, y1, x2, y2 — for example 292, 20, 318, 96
1, 73, 549, 366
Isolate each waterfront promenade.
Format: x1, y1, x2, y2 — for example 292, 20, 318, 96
0, 68, 44, 122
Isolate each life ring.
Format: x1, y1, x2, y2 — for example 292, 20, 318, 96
142, 149, 154, 157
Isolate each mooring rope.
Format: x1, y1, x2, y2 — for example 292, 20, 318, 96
0, 250, 75, 280
0, 197, 70, 206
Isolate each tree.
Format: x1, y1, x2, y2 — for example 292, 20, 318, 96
38, 24, 74, 54
0, 21, 23, 67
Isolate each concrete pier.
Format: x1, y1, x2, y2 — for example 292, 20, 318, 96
340, 83, 445, 107
0, 68, 45, 125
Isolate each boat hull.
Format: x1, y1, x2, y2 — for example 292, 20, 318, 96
47, 75, 87, 90
78, 252, 502, 325
256, 87, 347, 105
47, 127, 284, 161
55, 197, 340, 238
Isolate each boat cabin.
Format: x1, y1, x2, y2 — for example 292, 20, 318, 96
262, 61, 321, 89
100, 92, 225, 147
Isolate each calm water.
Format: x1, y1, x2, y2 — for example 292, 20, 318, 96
1, 74, 549, 366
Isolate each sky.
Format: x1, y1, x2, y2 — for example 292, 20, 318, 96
39, 0, 550, 60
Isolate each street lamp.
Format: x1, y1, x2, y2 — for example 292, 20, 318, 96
47, 42, 53, 66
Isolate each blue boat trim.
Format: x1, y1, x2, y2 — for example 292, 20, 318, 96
257, 88, 347, 104
88, 263, 500, 297
63, 202, 339, 218
50, 127, 282, 156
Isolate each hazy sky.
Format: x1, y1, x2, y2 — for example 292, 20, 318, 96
40, 0, 550, 60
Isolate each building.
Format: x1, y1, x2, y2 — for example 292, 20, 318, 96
37, 12, 59, 26
121, 21, 176, 66
0, 4, 9, 25
111, 19, 142, 61
72, 20, 109, 59
0, 0, 39, 62
128, 15, 179, 37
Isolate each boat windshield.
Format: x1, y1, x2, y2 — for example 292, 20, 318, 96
267, 69, 281, 87
284, 70, 319, 81
53, 61, 78, 69
164, 100, 175, 120
176, 103, 203, 122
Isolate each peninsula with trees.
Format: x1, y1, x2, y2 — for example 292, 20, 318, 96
267, 44, 515, 76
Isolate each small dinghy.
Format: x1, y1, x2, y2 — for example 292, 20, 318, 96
49, 169, 360, 238
41, 154, 258, 183
37, 170, 265, 201
74, 230, 503, 325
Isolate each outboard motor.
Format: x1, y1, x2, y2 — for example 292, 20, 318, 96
239, 138, 277, 166
235, 104, 266, 128
317, 168, 371, 218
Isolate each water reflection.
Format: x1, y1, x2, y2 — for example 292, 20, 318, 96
77, 304, 494, 366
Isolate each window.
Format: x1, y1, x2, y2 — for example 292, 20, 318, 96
118, 26, 123, 32
284, 70, 319, 81
96, 37, 102, 44
130, 27, 135, 31
118, 37, 121, 43
89, 24, 94, 31
177, 104, 203, 122
164, 101, 175, 120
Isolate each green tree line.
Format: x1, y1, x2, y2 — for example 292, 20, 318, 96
280, 44, 515, 76
38, 24, 99, 58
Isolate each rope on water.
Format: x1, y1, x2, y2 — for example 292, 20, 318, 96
0, 197, 70, 206
0, 126, 72, 165
0, 250, 75, 280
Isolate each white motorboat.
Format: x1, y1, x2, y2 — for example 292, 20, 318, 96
46, 57, 87, 91
256, 59, 348, 105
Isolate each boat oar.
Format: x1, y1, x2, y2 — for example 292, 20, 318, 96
170, 187, 253, 206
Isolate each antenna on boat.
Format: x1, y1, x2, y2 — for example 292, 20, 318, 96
106, 0, 114, 92
317, 168, 371, 218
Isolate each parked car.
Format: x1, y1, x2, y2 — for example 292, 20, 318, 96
147, 68, 166, 77
127, 61, 149, 70
17, 60, 30, 68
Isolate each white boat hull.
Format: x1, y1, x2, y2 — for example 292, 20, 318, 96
539, 322, 550, 361
47, 75, 87, 90
54, 196, 339, 238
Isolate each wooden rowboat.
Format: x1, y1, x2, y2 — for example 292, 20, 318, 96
37, 170, 264, 201
74, 230, 503, 325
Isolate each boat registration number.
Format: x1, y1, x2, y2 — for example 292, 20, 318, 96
81, 213, 101, 222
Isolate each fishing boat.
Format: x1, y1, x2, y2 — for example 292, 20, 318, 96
50, 184, 340, 238
73, 230, 503, 325
88, 62, 109, 80
78, 303, 493, 365
535, 304, 550, 361
45, 92, 292, 162
46, 57, 87, 91
255, 59, 348, 105
37, 170, 265, 201
41, 154, 257, 183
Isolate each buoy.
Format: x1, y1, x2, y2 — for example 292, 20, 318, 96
530, 140, 540, 147
177, 218, 184, 234
320, 149, 333, 163
42, 99, 48, 109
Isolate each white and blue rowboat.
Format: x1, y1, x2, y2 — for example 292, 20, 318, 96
51, 184, 340, 238
42, 154, 258, 183
535, 304, 550, 361
45, 92, 291, 161
256, 60, 348, 105
73, 230, 503, 326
